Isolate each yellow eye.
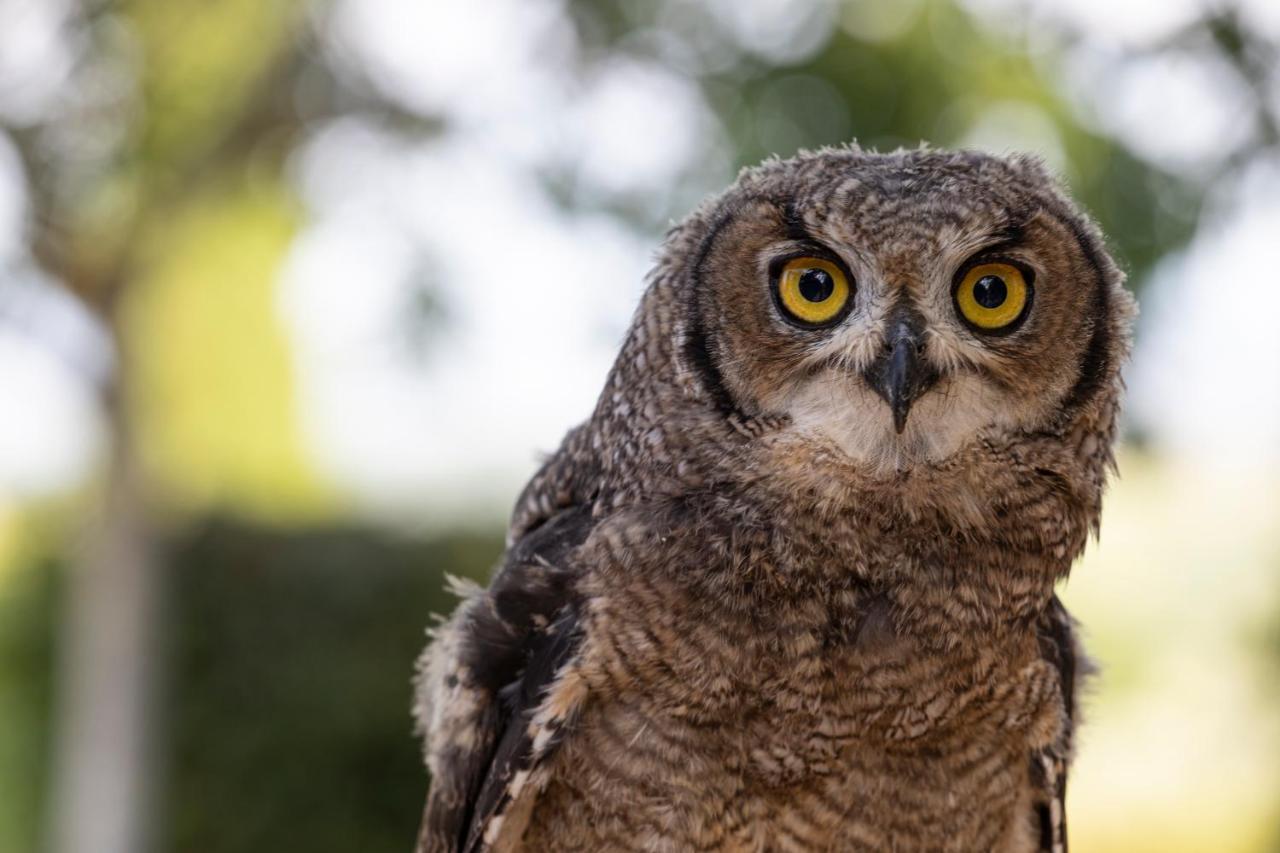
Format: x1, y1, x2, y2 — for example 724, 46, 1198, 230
776, 257, 851, 326
953, 262, 1031, 332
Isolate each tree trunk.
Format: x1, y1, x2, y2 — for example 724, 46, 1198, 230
47, 376, 159, 853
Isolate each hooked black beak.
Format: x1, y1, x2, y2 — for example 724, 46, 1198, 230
863, 312, 939, 434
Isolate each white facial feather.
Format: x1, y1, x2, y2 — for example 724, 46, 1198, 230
778, 368, 1018, 477
771, 301, 1034, 477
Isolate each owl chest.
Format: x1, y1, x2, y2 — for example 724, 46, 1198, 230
580, 575, 1058, 762
533, 699, 1034, 852
547, 594, 1053, 852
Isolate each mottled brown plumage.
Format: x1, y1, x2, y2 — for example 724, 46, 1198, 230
413, 145, 1134, 852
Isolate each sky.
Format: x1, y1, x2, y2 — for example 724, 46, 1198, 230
0, 0, 1278, 521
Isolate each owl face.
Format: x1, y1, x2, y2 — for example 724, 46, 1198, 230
683, 150, 1120, 477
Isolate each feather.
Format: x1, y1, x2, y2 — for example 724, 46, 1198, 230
414, 506, 593, 853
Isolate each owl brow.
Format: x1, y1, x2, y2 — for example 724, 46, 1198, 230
954, 205, 1036, 265
751, 194, 825, 253
996, 205, 1033, 243
771, 196, 870, 269
780, 198, 811, 243
962, 218, 1033, 264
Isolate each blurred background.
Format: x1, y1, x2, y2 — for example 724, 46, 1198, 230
0, 0, 1278, 851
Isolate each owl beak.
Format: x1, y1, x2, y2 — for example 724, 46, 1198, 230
864, 316, 938, 434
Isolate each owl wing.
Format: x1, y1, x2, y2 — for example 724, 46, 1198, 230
413, 505, 594, 853
1031, 595, 1084, 853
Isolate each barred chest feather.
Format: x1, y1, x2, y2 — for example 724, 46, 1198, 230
519, 524, 1067, 852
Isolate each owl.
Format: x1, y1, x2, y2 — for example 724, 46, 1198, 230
413, 146, 1133, 852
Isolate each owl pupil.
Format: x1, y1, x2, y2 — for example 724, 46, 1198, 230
973, 275, 1007, 309
798, 269, 834, 302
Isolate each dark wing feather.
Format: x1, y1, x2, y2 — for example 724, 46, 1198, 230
415, 506, 594, 853
462, 609, 582, 852
1032, 595, 1084, 853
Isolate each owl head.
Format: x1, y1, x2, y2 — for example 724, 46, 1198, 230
657, 146, 1134, 482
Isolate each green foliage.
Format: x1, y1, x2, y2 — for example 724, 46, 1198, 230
0, 560, 59, 853
123, 0, 306, 190
156, 519, 501, 853
0, 522, 502, 853
564, 0, 1199, 290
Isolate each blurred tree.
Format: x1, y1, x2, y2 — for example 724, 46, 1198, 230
0, 520, 500, 853
0, 3, 426, 851
0, 558, 58, 853
8, 2, 319, 848
158, 519, 500, 853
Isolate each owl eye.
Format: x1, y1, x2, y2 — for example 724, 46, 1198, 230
953, 262, 1032, 332
775, 257, 852, 327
